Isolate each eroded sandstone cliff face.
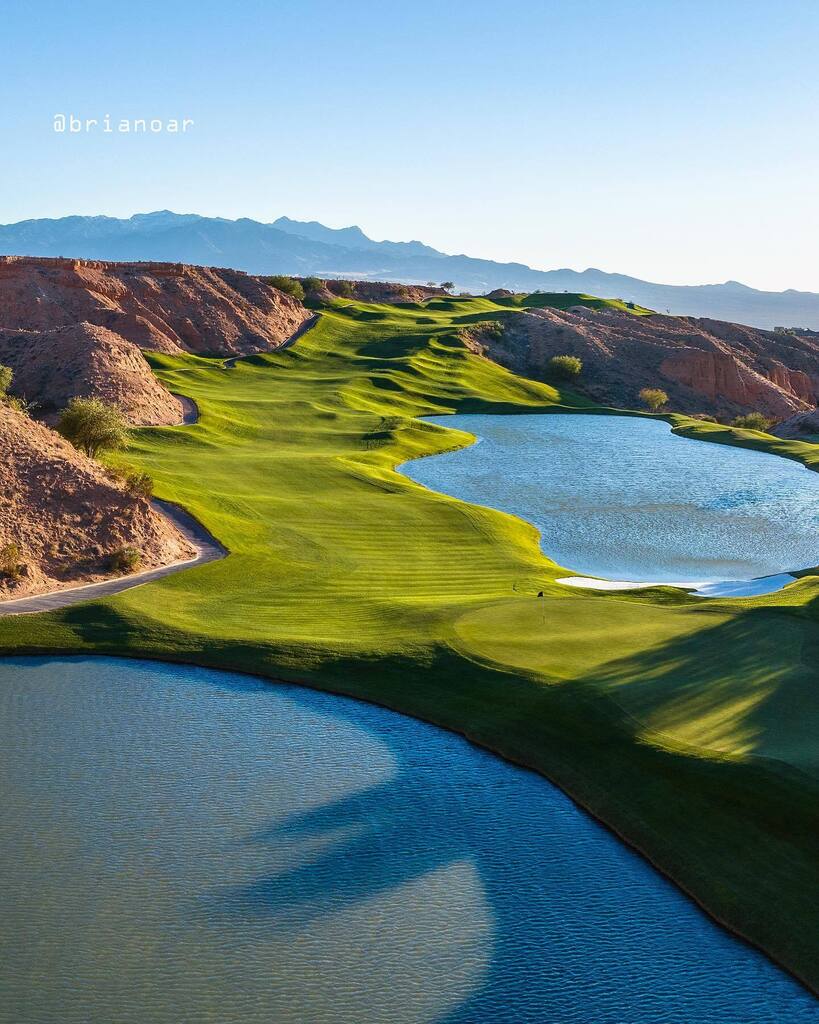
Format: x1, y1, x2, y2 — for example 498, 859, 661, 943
493, 306, 819, 419
0, 256, 312, 424
0, 256, 311, 355
0, 404, 195, 598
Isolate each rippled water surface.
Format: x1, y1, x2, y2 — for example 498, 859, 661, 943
1, 657, 817, 1023
401, 413, 819, 583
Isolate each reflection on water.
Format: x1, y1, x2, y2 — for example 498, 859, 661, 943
1, 657, 817, 1023
400, 414, 819, 584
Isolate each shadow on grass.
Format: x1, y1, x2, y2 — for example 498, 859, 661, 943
579, 608, 819, 774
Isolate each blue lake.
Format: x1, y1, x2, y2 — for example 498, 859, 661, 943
400, 413, 819, 588
1, 656, 816, 1023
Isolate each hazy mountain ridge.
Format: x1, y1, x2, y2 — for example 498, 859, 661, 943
2, 211, 819, 328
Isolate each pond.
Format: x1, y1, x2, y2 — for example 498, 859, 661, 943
1, 657, 817, 1023
400, 414, 819, 595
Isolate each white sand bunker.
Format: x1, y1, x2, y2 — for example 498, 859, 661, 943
556, 574, 797, 599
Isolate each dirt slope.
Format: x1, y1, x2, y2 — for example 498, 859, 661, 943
0, 404, 195, 598
0, 322, 182, 424
491, 306, 819, 419
0, 255, 312, 424
0, 256, 311, 355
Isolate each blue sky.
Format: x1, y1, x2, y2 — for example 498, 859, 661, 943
1, 0, 818, 290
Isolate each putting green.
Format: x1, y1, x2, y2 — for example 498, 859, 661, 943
2, 296, 818, 991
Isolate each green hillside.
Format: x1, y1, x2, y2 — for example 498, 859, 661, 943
490, 290, 655, 315
2, 295, 818, 991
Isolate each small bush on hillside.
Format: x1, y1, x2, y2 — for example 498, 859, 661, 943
4, 395, 34, 414
302, 276, 324, 294
0, 542, 23, 580
639, 387, 669, 412
0, 364, 12, 398
264, 275, 305, 302
57, 397, 128, 458
478, 320, 505, 340
109, 546, 142, 574
329, 280, 355, 299
732, 412, 773, 432
548, 355, 583, 380
124, 471, 154, 498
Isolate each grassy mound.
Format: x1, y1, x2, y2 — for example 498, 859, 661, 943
2, 296, 818, 991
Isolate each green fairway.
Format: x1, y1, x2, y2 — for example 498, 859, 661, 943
1, 295, 818, 991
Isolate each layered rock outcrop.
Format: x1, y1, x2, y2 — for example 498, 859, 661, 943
0, 256, 311, 356
494, 306, 819, 419
0, 404, 195, 598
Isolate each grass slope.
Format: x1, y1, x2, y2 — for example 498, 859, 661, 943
490, 290, 655, 315
2, 297, 818, 991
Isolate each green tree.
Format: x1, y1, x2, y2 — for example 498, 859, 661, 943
57, 397, 128, 458
732, 412, 773, 432
440, 281, 454, 292
302, 276, 323, 293
639, 387, 669, 412
264, 275, 305, 302
330, 279, 355, 298
547, 354, 583, 380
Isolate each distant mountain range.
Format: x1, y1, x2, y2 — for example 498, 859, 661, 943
2, 210, 819, 329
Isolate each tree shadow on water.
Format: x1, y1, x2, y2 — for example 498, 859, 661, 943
194, 676, 814, 1024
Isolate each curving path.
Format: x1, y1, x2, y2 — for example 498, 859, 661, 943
0, 313, 320, 617
223, 312, 319, 368
0, 500, 226, 617
172, 394, 199, 425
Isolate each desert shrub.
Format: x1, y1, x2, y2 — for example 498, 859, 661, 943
4, 395, 34, 414
124, 471, 154, 498
478, 320, 505, 340
0, 542, 22, 579
0, 364, 12, 399
692, 413, 718, 422
109, 546, 142, 574
264, 275, 305, 302
302, 276, 324, 294
57, 397, 128, 458
329, 280, 355, 298
639, 387, 669, 412
548, 354, 583, 380
732, 412, 773, 432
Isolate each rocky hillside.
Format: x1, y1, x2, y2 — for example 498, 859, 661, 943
0, 256, 311, 355
319, 279, 446, 303
0, 323, 183, 425
488, 305, 819, 420
0, 256, 312, 424
0, 404, 195, 598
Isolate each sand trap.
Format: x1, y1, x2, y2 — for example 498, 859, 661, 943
556, 577, 664, 592
556, 574, 797, 599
